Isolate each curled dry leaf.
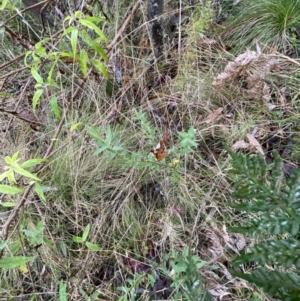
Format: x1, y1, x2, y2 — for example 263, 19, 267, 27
151, 131, 171, 161
212, 50, 260, 88
246, 133, 264, 155
232, 140, 250, 151
127, 258, 151, 274
200, 107, 223, 124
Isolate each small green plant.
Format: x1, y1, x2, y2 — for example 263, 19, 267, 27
117, 272, 156, 301
88, 111, 198, 169
167, 248, 210, 301
23, 220, 44, 247
0, 151, 46, 203
227, 149, 300, 300
72, 223, 101, 251
117, 248, 210, 301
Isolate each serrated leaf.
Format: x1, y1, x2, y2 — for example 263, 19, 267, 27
32, 89, 44, 110
35, 182, 46, 202
13, 165, 40, 181
0, 185, 23, 195
0, 256, 34, 269
50, 96, 61, 120
85, 241, 101, 251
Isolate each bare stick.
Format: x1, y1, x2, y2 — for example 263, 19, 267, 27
107, 0, 143, 54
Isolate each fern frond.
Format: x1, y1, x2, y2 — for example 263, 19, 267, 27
230, 211, 300, 236
232, 238, 300, 268
227, 148, 300, 299
231, 268, 300, 301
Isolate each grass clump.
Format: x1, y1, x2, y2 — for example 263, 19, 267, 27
223, 0, 300, 55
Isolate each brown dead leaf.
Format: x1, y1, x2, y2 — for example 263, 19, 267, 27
200, 107, 223, 124
17, 108, 39, 124
246, 133, 264, 155
127, 258, 151, 274
232, 140, 249, 151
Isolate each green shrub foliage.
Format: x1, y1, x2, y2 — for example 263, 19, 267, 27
227, 149, 300, 300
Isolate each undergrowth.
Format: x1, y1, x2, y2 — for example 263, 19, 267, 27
0, 1, 300, 301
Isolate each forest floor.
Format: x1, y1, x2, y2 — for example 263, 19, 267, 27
0, 1, 300, 300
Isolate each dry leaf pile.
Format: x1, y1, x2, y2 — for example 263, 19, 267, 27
212, 49, 280, 102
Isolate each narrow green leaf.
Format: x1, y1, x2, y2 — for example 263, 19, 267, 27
79, 19, 107, 42
0, 256, 34, 269
85, 241, 101, 251
84, 16, 106, 23
21, 158, 46, 169
90, 41, 108, 61
0, 185, 23, 195
88, 126, 103, 141
70, 28, 78, 57
59, 280, 68, 301
11, 152, 20, 162
79, 287, 88, 298
32, 89, 44, 110
63, 26, 78, 35
106, 125, 112, 144
94, 145, 109, 155
4, 156, 13, 165
0, 0, 9, 10
70, 122, 82, 132
79, 49, 88, 78
0, 170, 11, 182
24, 51, 33, 67
82, 224, 91, 242
0, 240, 8, 250
1, 202, 16, 207
35, 182, 46, 202
91, 59, 109, 79
7, 170, 16, 185
72, 236, 83, 243
31, 66, 44, 84
50, 96, 61, 120
46, 61, 58, 85
13, 165, 40, 181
